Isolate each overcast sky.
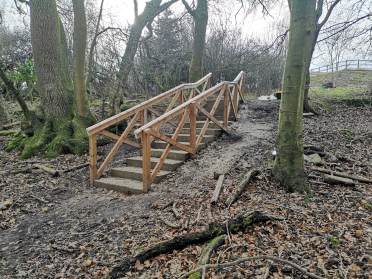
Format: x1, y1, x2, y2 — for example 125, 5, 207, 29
1, 0, 370, 67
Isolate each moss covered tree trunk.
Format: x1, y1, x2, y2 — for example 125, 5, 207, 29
8, 0, 91, 158
0, 95, 8, 126
272, 0, 317, 192
182, 0, 208, 82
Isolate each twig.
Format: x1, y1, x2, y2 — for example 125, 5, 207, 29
179, 255, 325, 279
159, 216, 181, 229
172, 202, 181, 219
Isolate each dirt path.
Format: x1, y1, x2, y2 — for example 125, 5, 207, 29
1, 99, 370, 278
0, 101, 277, 278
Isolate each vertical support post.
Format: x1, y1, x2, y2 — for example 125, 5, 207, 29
357, 59, 360, 69
345, 60, 348, 70
189, 102, 197, 152
143, 109, 148, 124
89, 134, 97, 186
223, 86, 229, 128
140, 109, 145, 125
142, 130, 152, 192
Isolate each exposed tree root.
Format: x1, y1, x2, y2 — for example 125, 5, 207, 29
110, 211, 281, 279
6, 115, 94, 159
188, 235, 225, 279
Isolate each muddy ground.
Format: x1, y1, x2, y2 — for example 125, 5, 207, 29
0, 98, 371, 279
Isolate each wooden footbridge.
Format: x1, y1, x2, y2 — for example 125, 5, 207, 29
86, 72, 246, 193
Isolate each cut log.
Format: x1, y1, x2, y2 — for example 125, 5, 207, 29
211, 174, 225, 205
34, 164, 60, 177
311, 167, 372, 184
109, 211, 280, 278
188, 235, 225, 279
323, 174, 355, 186
225, 169, 259, 207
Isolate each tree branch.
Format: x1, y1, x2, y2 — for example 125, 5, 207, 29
179, 255, 325, 279
318, 0, 342, 29
181, 0, 195, 16
133, 0, 138, 19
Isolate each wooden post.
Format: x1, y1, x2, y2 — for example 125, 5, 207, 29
189, 102, 197, 152
357, 59, 360, 69
345, 60, 348, 70
88, 134, 97, 186
142, 130, 152, 192
143, 108, 148, 124
223, 86, 229, 128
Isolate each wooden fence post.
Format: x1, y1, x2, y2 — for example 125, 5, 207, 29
89, 134, 97, 186
189, 102, 197, 152
224, 86, 229, 128
142, 130, 152, 192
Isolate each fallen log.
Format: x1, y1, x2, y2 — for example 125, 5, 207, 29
311, 166, 372, 184
34, 164, 60, 177
225, 169, 259, 207
188, 235, 225, 279
211, 174, 225, 205
110, 211, 281, 278
323, 174, 355, 186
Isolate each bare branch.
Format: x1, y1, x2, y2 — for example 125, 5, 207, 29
318, 0, 342, 29
181, 0, 195, 16
133, 0, 138, 19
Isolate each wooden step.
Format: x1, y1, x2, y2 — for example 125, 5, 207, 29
183, 121, 229, 128
94, 177, 144, 193
166, 134, 215, 142
150, 149, 189, 161
111, 166, 170, 183
181, 128, 222, 135
126, 156, 183, 171
152, 141, 206, 150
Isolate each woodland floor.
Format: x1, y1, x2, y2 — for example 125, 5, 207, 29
0, 96, 371, 279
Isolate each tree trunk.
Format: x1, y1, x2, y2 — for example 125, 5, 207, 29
72, 0, 89, 118
273, 0, 317, 192
0, 61, 39, 130
112, 0, 177, 113
0, 95, 8, 127
7, 0, 91, 158
86, 0, 104, 92
186, 0, 208, 82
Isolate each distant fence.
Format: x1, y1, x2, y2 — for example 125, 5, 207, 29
311, 59, 372, 73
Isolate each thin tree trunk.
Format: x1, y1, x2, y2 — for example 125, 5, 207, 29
114, 0, 177, 110
188, 0, 208, 82
86, 0, 104, 91
0, 94, 8, 126
0, 62, 32, 123
72, 0, 89, 117
273, 0, 317, 192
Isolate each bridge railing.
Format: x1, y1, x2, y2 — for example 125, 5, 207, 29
311, 59, 372, 73
134, 71, 245, 191
86, 73, 212, 185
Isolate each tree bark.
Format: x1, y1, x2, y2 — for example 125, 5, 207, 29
182, 0, 208, 82
0, 94, 8, 126
273, 0, 317, 192
72, 0, 89, 118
